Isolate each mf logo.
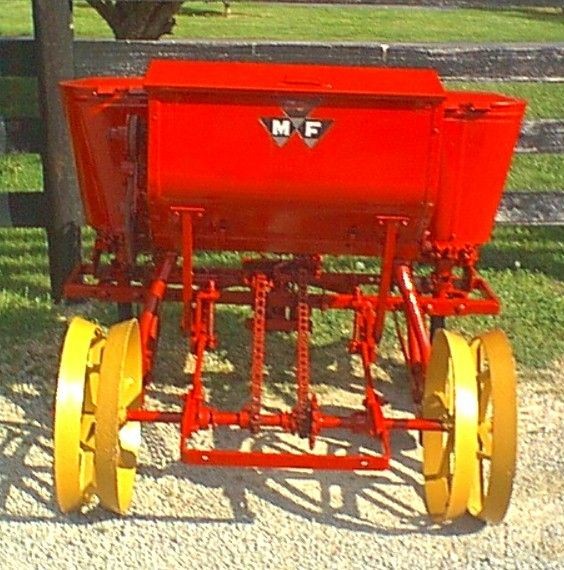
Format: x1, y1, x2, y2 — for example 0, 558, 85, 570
260, 106, 333, 148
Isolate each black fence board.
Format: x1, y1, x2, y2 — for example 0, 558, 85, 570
496, 191, 564, 225
0, 192, 47, 228
1, 38, 563, 81
0, 117, 43, 153
0, 39, 36, 77
517, 120, 564, 153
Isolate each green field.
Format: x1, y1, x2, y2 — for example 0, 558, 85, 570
0, 4, 562, 394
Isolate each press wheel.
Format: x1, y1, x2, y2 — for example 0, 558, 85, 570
467, 330, 517, 523
95, 319, 143, 514
54, 317, 105, 512
422, 330, 478, 522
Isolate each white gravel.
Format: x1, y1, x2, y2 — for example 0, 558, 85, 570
1, 353, 563, 570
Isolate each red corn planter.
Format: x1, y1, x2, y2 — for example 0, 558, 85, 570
54, 60, 524, 522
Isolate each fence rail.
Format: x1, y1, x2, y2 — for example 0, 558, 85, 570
1, 39, 563, 81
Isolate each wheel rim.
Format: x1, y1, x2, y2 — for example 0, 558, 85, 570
422, 329, 478, 522
95, 319, 143, 514
54, 317, 105, 512
468, 330, 517, 523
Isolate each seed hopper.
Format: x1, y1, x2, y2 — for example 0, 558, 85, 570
54, 60, 525, 522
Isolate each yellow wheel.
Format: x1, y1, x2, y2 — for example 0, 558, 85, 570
54, 317, 105, 512
422, 330, 478, 522
95, 319, 143, 514
467, 330, 517, 523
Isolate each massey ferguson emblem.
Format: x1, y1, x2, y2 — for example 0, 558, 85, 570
261, 106, 333, 148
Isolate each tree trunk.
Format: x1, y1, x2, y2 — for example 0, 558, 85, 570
86, 1, 184, 40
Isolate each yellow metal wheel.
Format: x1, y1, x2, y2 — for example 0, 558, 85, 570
95, 319, 143, 514
54, 317, 105, 512
467, 330, 517, 523
422, 330, 478, 522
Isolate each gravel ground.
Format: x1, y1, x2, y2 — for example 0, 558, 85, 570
0, 344, 563, 570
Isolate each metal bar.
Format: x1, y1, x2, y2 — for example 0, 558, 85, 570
181, 211, 194, 333
138, 253, 176, 379
182, 449, 389, 470
181, 404, 445, 434
127, 410, 182, 423
395, 264, 432, 365
62, 277, 501, 316
190, 334, 207, 397
407, 319, 422, 369
386, 418, 445, 431
374, 219, 400, 341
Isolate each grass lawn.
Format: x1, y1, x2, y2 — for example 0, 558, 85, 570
0, 3, 562, 398
0, 1, 563, 41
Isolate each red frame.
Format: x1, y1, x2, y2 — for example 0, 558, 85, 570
64, 214, 499, 471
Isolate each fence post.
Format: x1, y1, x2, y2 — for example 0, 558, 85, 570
31, 0, 82, 302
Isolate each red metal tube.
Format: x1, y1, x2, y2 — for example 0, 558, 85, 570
127, 410, 182, 423
385, 418, 445, 431
394, 263, 431, 365
139, 252, 177, 379
374, 219, 399, 341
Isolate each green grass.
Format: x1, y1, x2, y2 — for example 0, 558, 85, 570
1, 1, 563, 41
508, 155, 564, 191
0, 154, 42, 189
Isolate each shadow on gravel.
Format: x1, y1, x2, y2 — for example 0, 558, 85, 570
135, 405, 484, 536
0, 415, 484, 537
